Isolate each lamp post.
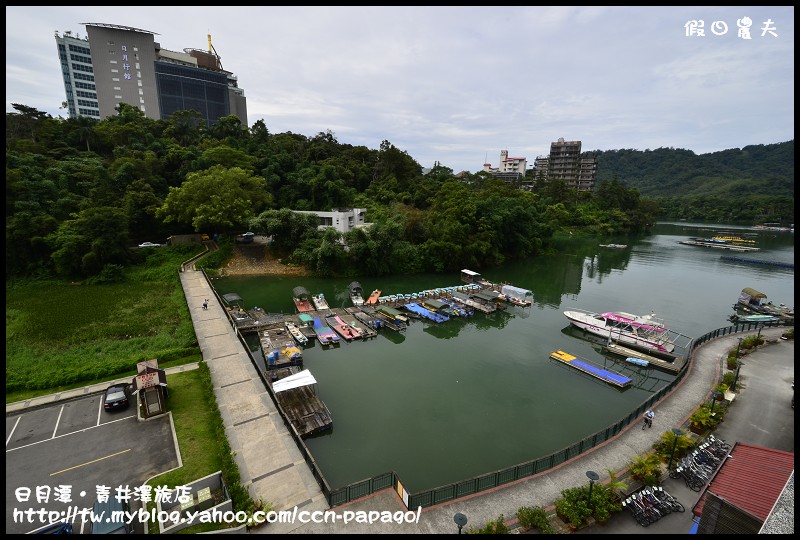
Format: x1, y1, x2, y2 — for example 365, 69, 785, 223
454, 512, 468, 534
710, 390, 721, 416
586, 470, 600, 509
667, 428, 683, 472
732, 361, 744, 392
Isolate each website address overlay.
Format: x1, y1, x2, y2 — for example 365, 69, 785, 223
16, 505, 423, 527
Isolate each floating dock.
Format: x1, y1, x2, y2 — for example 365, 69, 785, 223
549, 350, 633, 388
720, 255, 794, 269
604, 343, 682, 374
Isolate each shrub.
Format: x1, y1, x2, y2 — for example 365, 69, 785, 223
517, 506, 554, 534
654, 430, 692, 463
627, 452, 662, 485
468, 514, 508, 534
554, 487, 592, 529
721, 371, 736, 387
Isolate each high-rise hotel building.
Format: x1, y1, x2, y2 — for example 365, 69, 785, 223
54, 23, 247, 127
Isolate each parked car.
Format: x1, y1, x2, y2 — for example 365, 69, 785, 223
235, 232, 255, 244
103, 384, 130, 411
138, 241, 161, 248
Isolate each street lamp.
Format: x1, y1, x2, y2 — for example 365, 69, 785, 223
735, 337, 743, 362
454, 512, 468, 534
732, 361, 744, 392
710, 390, 721, 416
586, 470, 600, 509
667, 428, 683, 472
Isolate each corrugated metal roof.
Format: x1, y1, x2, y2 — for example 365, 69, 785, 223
694, 443, 794, 522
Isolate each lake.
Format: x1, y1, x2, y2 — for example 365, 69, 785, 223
210, 222, 794, 493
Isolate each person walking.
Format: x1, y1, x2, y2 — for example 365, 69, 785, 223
642, 409, 655, 429
202, 299, 208, 310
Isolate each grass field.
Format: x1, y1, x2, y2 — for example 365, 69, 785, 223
6, 245, 204, 402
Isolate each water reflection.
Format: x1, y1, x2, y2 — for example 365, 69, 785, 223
211, 222, 794, 492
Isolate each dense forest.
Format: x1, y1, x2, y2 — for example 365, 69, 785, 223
5, 103, 659, 281
591, 141, 794, 223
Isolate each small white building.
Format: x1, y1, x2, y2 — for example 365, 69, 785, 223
291, 208, 371, 233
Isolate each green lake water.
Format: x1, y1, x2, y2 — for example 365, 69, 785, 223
210, 222, 794, 493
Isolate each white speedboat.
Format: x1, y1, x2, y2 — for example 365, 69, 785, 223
564, 309, 676, 354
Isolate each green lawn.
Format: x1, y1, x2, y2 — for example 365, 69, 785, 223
6, 245, 203, 402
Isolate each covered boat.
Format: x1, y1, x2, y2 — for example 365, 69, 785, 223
292, 286, 315, 313
348, 281, 365, 306
500, 285, 533, 307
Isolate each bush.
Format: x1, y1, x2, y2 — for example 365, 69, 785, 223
468, 514, 508, 534
517, 506, 554, 533
654, 429, 692, 464
627, 452, 662, 485
554, 487, 592, 529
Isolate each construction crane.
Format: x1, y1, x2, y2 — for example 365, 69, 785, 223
207, 33, 222, 70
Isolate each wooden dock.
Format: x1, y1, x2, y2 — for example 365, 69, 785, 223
604, 343, 682, 374
271, 371, 333, 438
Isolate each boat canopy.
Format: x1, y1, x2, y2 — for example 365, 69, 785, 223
298, 313, 314, 323
501, 285, 532, 300
739, 287, 768, 306
423, 298, 449, 310
292, 286, 310, 298
473, 290, 501, 302
222, 293, 243, 305
348, 281, 363, 292
272, 370, 317, 393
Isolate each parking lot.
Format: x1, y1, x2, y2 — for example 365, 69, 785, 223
6, 393, 180, 534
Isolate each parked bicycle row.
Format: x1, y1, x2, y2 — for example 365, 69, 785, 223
622, 485, 685, 527
669, 434, 731, 491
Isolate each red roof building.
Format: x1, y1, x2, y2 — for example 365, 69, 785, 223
693, 443, 794, 534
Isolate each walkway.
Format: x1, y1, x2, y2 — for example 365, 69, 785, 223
178, 269, 329, 527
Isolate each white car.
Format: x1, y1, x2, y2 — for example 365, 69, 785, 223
138, 242, 161, 248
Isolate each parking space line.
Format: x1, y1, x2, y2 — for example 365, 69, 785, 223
6, 416, 21, 447
52, 404, 64, 439
50, 448, 131, 476
97, 398, 103, 426
6, 414, 135, 453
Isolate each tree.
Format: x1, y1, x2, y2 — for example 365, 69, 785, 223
47, 206, 132, 277
156, 165, 271, 232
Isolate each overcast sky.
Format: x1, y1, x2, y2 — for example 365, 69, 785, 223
6, 6, 794, 173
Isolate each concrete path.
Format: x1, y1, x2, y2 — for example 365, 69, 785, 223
178, 269, 329, 530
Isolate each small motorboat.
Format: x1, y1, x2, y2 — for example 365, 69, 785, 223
624, 357, 649, 367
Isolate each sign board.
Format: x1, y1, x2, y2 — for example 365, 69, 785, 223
136, 371, 159, 390
197, 487, 212, 503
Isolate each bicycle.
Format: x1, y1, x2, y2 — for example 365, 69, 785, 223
641, 487, 671, 516
653, 486, 685, 513
623, 496, 652, 527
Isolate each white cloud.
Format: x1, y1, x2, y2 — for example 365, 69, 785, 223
6, 6, 794, 172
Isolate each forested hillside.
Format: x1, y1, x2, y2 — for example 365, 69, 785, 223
589, 141, 794, 222
592, 141, 793, 198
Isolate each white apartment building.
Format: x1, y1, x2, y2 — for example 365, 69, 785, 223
291, 208, 370, 234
